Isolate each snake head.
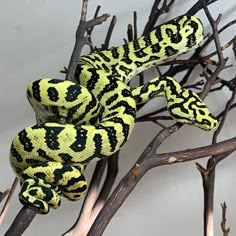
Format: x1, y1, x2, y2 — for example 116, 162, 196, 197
167, 89, 218, 131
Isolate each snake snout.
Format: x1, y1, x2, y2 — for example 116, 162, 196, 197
193, 113, 218, 131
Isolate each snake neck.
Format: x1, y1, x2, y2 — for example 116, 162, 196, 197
131, 76, 183, 105
163, 76, 183, 102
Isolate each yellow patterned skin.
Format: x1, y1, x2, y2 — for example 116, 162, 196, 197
78, 15, 204, 83
131, 76, 217, 129
9, 16, 217, 214
27, 78, 101, 125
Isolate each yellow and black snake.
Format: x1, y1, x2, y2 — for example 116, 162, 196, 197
9, 16, 218, 214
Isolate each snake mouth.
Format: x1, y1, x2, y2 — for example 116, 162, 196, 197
192, 120, 218, 131
184, 116, 217, 131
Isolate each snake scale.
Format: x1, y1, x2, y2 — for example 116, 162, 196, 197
10, 15, 218, 214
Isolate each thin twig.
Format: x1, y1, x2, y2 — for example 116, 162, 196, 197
161, 36, 236, 68
101, 15, 117, 50
200, 3, 229, 99
0, 189, 10, 204
143, 0, 174, 35
233, 41, 236, 60
217, 102, 236, 120
0, 178, 18, 225
87, 5, 101, 48
143, 0, 162, 35
221, 202, 230, 236
136, 115, 172, 123
152, 119, 167, 128
186, 0, 218, 15
65, 1, 110, 81
213, 77, 236, 143
201, 65, 236, 92
133, 11, 138, 40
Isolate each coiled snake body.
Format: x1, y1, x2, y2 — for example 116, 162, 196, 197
10, 16, 217, 214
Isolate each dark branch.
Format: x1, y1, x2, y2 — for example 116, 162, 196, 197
4, 206, 38, 236
143, 0, 174, 35
0, 178, 19, 225
213, 77, 236, 143
93, 152, 119, 212
186, 0, 218, 15
101, 15, 117, 50
221, 202, 230, 236
0, 189, 10, 204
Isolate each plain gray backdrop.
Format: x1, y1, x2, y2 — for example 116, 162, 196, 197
0, 0, 236, 235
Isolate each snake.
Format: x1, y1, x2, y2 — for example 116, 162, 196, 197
9, 15, 218, 214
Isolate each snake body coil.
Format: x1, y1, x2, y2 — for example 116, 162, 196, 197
10, 16, 217, 214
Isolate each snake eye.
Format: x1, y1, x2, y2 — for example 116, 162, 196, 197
202, 120, 211, 125
189, 117, 195, 124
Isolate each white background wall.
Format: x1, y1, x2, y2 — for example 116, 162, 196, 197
0, 0, 236, 235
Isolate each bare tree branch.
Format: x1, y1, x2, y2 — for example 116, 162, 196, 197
186, 0, 218, 15
88, 133, 236, 236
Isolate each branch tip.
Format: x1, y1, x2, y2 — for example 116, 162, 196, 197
221, 202, 230, 236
